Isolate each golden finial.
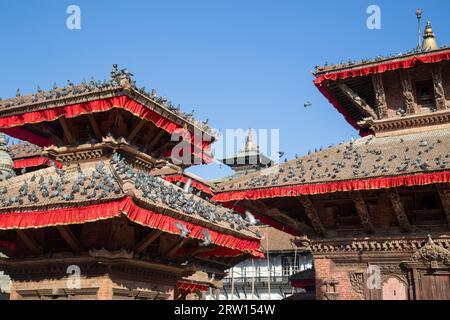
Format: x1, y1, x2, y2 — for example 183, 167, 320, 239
423, 20, 438, 51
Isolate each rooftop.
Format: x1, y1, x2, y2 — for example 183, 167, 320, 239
214, 127, 450, 200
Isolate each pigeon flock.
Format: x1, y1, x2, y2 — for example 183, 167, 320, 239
314, 45, 448, 74
109, 152, 258, 236
219, 130, 450, 191
0, 64, 212, 135
0, 151, 259, 243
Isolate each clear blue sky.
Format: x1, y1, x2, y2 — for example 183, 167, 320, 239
1, 0, 449, 180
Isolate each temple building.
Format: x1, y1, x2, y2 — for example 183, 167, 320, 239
219, 129, 274, 177
212, 21, 450, 300
0, 66, 262, 300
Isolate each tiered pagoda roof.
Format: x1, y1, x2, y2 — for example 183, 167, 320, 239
0, 152, 261, 256
0, 65, 216, 165
214, 127, 450, 201
313, 45, 450, 135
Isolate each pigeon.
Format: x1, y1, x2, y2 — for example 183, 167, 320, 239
183, 179, 192, 193
200, 230, 212, 247
245, 211, 257, 225
175, 222, 191, 238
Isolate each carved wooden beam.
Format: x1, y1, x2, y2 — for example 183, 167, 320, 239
298, 195, 327, 237
88, 114, 102, 140
56, 225, 83, 253
350, 192, 375, 233
436, 184, 450, 229
399, 70, 417, 114
431, 65, 447, 111
163, 238, 185, 259
115, 112, 128, 137
58, 117, 76, 144
372, 74, 388, 119
387, 189, 411, 232
127, 119, 146, 142
16, 230, 43, 255
37, 124, 65, 146
102, 109, 117, 135
148, 130, 166, 150
336, 81, 378, 119
241, 200, 314, 234
141, 126, 158, 146
176, 247, 210, 264
135, 230, 163, 254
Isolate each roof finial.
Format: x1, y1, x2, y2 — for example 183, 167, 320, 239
415, 8, 423, 49
244, 128, 258, 152
423, 20, 438, 51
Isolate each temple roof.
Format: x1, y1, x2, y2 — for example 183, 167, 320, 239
313, 47, 450, 133
7, 142, 42, 159
313, 46, 450, 77
0, 153, 260, 245
259, 226, 296, 252
0, 65, 214, 140
213, 127, 450, 201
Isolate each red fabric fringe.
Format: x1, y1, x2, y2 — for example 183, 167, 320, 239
14, 157, 63, 169
0, 95, 212, 162
313, 49, 450, 134
164, 175, 214, 195
213, 171, 450, 202
0, 197, 260, 255
176, 281, 209, 293
314, 49, 450, 84
201, 246, 264, 259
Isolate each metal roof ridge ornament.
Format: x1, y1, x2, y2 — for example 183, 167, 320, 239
423, 20, 439, 51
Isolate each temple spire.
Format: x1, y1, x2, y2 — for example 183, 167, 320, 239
423, 20, 438, 51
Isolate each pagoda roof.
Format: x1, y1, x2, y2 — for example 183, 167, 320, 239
0, 155, 261, 256
7, 142, 42, 159
213, 127, 450, 202
164, 172, 216, 196
313, 47, 450, 132
0, 66, 216, 164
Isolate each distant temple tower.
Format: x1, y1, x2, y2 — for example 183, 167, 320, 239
220, 129, 273, 176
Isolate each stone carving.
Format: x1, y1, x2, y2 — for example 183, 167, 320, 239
349, 273, 364, 294
411, 236, 450, 266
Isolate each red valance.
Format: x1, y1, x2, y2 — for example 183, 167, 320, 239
176, 281, 209, 293
313, 49, 450, 133
201, 246, 264, 259
14, 157, 63, 170
314, 49, 450, 85
0, 197, 260, 255
213, 171, 450, 202
0, 95, 212, 163
164, 175, 214, 196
